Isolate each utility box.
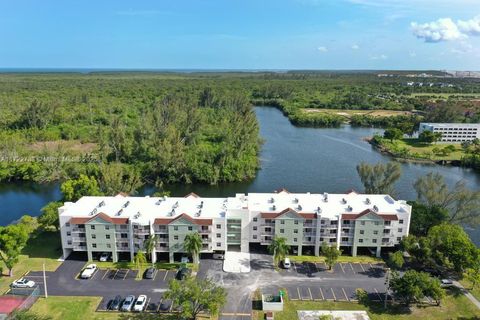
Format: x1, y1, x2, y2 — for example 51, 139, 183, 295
265, 311, 274, 320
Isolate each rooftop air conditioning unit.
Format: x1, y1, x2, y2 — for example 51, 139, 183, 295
116, 209, 123, 216
297, 205, 302, 211
293, 198, 299, 204
323, 193, 328, 202
98, 200, 105, 207
347, 205, 353, 212
373, 205, 379, 212
317, 206, 322, 213
156, 199, 162, 205
123, 201, 130, 208
272, 205, 276, 211
366, 198, 371, 205
341, 198, 347, 204
89, 208, 97, 216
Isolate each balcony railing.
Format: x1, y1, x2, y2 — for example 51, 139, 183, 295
73, 245, 86, 250
71, 228, 85, 232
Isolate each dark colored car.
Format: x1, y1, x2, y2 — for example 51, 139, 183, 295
109, 295, 122, 311
159, 299, 172, 312
176, 267, 191, 280
144, 267, 156, 279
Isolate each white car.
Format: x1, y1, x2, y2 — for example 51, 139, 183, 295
11, 278, 35, 288
99, 253, 110, 262
121, 295, 135, 312
181, 256, 190, 263
133, 295, 147, 312
80, 264, 97, 279
441, 279, 454, 287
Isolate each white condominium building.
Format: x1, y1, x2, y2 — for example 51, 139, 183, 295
419, 122, 480, 143
58, 190, 411, 262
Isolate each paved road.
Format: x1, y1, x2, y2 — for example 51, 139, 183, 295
453, 280, 480, 310
17, 254, 389, 320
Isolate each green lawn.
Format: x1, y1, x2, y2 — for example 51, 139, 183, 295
289, 255, 382, 264
0, 231, 63, 293
30, 296, 120, 320
254, 287, 480, 320
378, 138, 465, 161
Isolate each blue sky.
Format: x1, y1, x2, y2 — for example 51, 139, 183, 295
1, 0, 479, 70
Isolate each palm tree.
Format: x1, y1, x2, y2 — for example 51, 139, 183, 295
269, 236, 290, 266
184, 232, 202, 264
134, 250, 147, 271
143, 234, 158, 266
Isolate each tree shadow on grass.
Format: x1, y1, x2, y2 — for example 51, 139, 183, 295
21, 231, 62, 259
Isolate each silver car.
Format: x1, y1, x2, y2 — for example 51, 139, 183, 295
121, 295, 135, 312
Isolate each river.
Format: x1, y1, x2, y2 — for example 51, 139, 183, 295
1, 106, 479, 242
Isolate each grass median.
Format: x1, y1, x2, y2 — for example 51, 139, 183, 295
289, 255, 382, 264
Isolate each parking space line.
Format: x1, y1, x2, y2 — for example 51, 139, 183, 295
342, 288, 349, 301
145, 297, 151, 311
339, 263, 345, 273
152, 269, 158, 280
293, 262, 297, 272
157, 299, 162, 312
112, 269, 119, 279
369, 263, 374, 269
101, 269, 109, 280
297, 287, 301, 301
163, 270, 168, 281
359, 263, 365, 272
123, 269, 129, 280
319, 287, 324, 300
308, 287, 313, 300
349, 263, 355, 273
374, 288, 383, 301
331, 288, 336, 301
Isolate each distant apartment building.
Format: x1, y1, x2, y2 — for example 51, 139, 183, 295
419, 122, 480, 143
58, 190, 411, 262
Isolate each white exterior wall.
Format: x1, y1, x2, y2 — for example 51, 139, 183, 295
419, 122, 480, 142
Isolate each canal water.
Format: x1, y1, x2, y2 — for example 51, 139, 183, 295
1, 106, 479, 242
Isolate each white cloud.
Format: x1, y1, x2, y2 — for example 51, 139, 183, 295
351, 44, 360, 50
370, 54, 388, 60
115, 9, 167, 16
317, 46, 328, 52
409, 51, 417, 57
411, 18, 465, 42
458, 15, 480, 36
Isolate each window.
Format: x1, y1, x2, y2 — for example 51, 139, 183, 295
358, 239, 363, 243
280, 229, 284, 233
217, 242, 221, 247
399, 219, 404, 224
382, 238, 389, 243
343, 220, 350, 225
397, 237, 401, 242
216, 233, 221, 238
67, 240, 72, 245
253, 235, 257, 239
342, 237, 349, 242
253, 218, 258, 222
374, 221, 380, 226
384, 221, 391, 226
265, 227, 272, 232
92, 243, 97, 248
360, 221, 365, 226
265, 219, 272, 224
383, 229, 390, 234
217, 224, 221, 229
321, 219, 326, 225
319, 237, 324, 241
91, 225, 95, 230
122, 243, 128, 248
280, 220, 285, 225
174, 226, 178, 231
188, 226, 193, 231
66, 222, 70, 227
91, 234, 96, 239
294, 229, 298, 234
174, 235, 179, 240
306, 219, 312, 224
373, 230, 378, 235
253, 226, 257, 231
202, 234, 208, 239
330, 220, 338, 225
294, 220, 298, 225
360, 230, 364, 235
330, 229, 336, 234
105, 226, 110, 230
329, 238, 335, 243
398, 228, 403, 233
66, 231, 71, 236
121, 233, 128, 239
106, 244, 111, 249
106, 235, 110, 239
372, 239, 377, 244
293, 238, 297, 242
342, 228, 349, 233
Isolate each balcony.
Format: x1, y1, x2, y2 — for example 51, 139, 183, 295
71, 228, 85, 233
73, 245, 86, 251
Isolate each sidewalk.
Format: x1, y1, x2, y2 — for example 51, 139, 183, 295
453, 281, 480, 309
223, 252, 251, 273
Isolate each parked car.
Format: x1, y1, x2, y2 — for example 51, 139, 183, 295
10, 278, 35, 288
159, 299, 172, 311
133, 295, 147, 312
121, 295, 135, 312
213, 253, 224, 260
109, 295, 122, 311
99, 252, 110, 262
80, 264, 97, 279
176, 267, 191, 280
144, 267, 156, 279
441, 279, 454, 287
282, 257, 291, 269
180, 256, 190, 263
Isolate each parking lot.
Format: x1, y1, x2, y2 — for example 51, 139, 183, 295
16, 254, 391, 320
